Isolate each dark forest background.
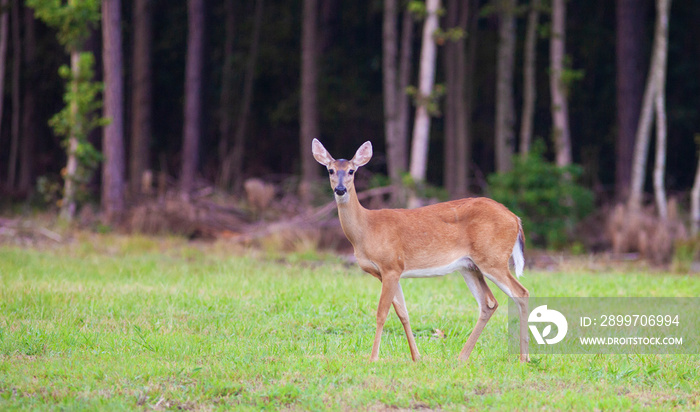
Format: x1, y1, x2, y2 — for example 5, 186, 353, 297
0, 0, 698, 255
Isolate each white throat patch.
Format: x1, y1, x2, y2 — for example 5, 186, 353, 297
335, 193, 350, 203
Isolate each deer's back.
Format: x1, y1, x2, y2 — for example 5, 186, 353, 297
358, 197, 521, 273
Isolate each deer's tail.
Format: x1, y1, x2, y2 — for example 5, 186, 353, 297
511, 219, 525, 278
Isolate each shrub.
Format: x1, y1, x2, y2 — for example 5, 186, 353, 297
487, 141, 594, 249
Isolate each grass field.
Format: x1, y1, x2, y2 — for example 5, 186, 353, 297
1, 234, 699, 410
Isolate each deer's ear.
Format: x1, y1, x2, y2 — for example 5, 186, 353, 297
312, 139, 334, 166
352, 141, 372, 168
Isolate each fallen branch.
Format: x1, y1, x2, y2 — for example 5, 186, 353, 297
37, 227, 63, 243
234, 186, 394, 243
0, 218, 62, 243
305, 186, 394, 222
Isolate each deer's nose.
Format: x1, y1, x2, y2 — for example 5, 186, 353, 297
334, 186, 347, 196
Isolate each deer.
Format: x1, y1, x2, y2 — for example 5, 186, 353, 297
312, 139, 530, 363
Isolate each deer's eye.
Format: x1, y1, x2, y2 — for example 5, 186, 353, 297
348, 170, 355, 175
328, 169, 335, 175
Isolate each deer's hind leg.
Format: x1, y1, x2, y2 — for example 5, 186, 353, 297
479, 263, 530, 363
458, 268, 499, 362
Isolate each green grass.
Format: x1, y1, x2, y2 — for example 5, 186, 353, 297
1, 234, 699, 410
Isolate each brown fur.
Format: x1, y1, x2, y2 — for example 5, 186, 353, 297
312, 139, 530, 363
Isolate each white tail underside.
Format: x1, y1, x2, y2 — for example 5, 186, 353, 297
511, 237, 525, 278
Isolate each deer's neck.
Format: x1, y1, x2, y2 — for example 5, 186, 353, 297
336, 187, 368, 245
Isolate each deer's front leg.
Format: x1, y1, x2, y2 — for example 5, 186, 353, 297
392, 283, 420, 361
370, 275, 400, 361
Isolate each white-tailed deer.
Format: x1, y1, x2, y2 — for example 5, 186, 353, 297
312, 139, 530, 362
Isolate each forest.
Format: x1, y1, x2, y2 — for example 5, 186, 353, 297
0, 0, 699, 257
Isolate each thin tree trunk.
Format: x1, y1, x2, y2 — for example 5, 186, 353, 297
218, 0, 235, 189
387, 6, 413, 206
408, 0, 440, 196
299, 0, 320, 205
0, 0, 7, 155
19, 6, 36, 193
520, 0, 540, 155
181, 0, 204, 197
102, 0, 125, 222
615, 0, 645, 199
395, 6, 413, 175
463, 0, 478, 193
691, 150, 700, 237
653, 82, 667, 220
383, 0, 400, 185
228, 0, 263, 193
7, 0, 20, 188
652, 0, 670, 220
628, 61, 657, 212
60, 51, 81, 221
628, 0, 671, 212
550, 0, 571, 167
383, 0, 413, 202
130, 0, 152, 196
453, 1, 469, 198
443, 0, 469, 199
495, 0, 517, 172
443, 0, 458, 196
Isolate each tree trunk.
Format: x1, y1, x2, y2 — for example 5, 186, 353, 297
628, 57, 657, 212
653, 80, 667, 220
396, 7, 413, 171
102, 0, 125, 222
628, 0, 671, 212
130, 0, 152, 196
383, 0, 400, 184
383, 0, 413, 197
299, 0, 320, 205
7, 0, 20, 188
181, 0, 204, 197
443, 0, 469, 199
691, 147, 700, 237
443, 0, 457, 196
60, 51, 81, 221
393, 6, 414, 207
550, 0, 571, 167
0, 0, 7, 156
453, 1, 469, 198
218, 0, 235, 190
383, 5, 414, 206
520, 0, 540, 155
652, 0, 670, 220
615, 0, 645, 199
494, 0, 517, 172
19, 6, 36, 193
228, 0, 264, 193
463, 0, 478, 193
408, 0, 440, 201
